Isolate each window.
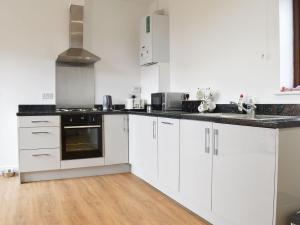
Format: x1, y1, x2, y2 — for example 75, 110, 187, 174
294, 0, 300, 86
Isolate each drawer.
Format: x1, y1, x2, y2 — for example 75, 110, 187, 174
18, 116, 60, 128
19, 149, 60, 172
19, 127, 60, 150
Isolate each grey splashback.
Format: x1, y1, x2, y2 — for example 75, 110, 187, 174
56, 64, 95, 108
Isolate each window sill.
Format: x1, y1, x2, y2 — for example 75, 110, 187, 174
274, 91, 300, 96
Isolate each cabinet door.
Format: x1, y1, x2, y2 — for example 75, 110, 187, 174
129, 115, 158, 185
157, 118, 180, 196
104, 115, 129, 165
180, 120, 213, 214
212, 123, 276, 225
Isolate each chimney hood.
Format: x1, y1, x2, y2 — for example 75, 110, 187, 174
56, 4, 100, 65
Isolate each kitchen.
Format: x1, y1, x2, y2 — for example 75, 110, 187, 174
1, 0, 300, 225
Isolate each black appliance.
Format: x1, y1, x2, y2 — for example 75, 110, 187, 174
61, 114, 103, 160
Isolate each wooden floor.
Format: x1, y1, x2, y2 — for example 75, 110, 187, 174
0, 173, 209, 225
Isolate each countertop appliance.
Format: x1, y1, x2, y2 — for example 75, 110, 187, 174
151, 92, 186, 111
103, 95, 113, 111
61, 114, 103, 160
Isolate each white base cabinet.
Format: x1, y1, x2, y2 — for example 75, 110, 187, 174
180, 120, 213, 216
18, 116, 61, 173
104, 115, 129, 165
20, 149, 60, 172
129, 115, 158, 186
157, 118, 180, 197
211, 123, 276, 225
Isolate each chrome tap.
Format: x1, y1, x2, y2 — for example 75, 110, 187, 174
230, 95, 257, 117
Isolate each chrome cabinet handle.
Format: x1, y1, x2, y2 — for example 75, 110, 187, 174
153, 121, 156, 139
32, 132, 50, 134
161, 122, 174, 125
213, 129, 219, 155
32, 154, 51, 157
123, 117, 126, 132
31, 121, 49, 123
205, 128, 210, 154
64, 125, 101, 129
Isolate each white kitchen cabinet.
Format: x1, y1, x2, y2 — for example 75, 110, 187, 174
20, 149, 60, 172
157, 118, 180, 197
129, 115, 158, 186
104, 114, 129, 165
212, 123, 276, 225
18, 116, 60, 128
18, 116, 61, 174
180, 120, 213, 215
19, 127, 60, 150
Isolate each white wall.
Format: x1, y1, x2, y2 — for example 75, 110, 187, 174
84, 0, 150, 104
0, 0, 150, 169
0, 0, 69, 170
169, 0, 300, 103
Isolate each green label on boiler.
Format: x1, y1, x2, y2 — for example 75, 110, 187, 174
146, 16, 150, 33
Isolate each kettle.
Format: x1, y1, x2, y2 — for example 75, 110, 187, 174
103, 95, 112, 111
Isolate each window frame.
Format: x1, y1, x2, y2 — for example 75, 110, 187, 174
293, 0, 300, 86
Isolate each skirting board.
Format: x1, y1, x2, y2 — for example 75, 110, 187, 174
20, 164, 131, 183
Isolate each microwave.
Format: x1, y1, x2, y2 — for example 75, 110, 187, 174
151, 92, 186, 111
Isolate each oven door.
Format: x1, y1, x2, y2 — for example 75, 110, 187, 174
62, 125, 103, 160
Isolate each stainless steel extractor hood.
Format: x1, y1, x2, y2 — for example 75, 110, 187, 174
56, 4, 100, 65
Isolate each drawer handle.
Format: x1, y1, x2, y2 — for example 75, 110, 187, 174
32, 154, 51, 157
32, 132, 50, 134
31, 121, 50, 123
161, 122, 174, 125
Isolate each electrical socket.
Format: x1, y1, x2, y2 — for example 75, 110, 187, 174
42, 93, 54, 100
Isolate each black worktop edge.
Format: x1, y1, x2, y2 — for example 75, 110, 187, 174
17, 104, 300, 129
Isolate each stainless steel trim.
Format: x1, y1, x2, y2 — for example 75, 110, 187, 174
205, 128, 210, 153
153, 121, 156, 139
32, 154, 51, 157
64, 125, 101, 129
161, 121, 174, 125
32, 132, 50, 134
31, 121, 49, 123
123, 117, 126, 132
213, 129, 219, 155
56, 5, 101, 65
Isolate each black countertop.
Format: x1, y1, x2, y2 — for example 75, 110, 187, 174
17, 109, 300, 129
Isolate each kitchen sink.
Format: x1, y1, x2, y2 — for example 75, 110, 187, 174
182, 113, 298, 121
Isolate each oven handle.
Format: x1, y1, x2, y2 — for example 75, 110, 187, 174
64, 125, 101, 129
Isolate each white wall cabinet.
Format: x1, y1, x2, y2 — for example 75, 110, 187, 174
104, 115, 129, 165
157, 118, 180, 197
211, 123, 276, 225
179, 120, 213, 215
129, 115, 158, 186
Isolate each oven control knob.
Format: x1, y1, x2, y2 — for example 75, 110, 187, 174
69, 118, 72, 122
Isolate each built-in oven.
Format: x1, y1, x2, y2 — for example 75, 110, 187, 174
61, 114, 103, 160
